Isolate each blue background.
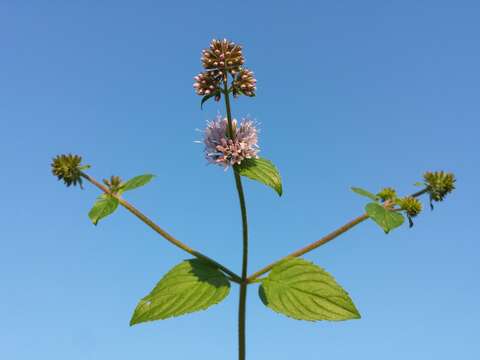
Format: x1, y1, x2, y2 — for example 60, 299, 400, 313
1, 1, 478, 359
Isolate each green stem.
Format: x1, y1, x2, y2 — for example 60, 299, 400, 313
247, 188, 430, 282
80, 172, 242, 283
247, 213, 369, 282
223, 78, 249, 360
410, 188, 428, 198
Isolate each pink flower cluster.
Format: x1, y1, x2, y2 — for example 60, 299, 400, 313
203, 116, 259, 168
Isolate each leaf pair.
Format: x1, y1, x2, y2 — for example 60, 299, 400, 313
131, 257, 360, 325
351, 186, 405, 233
365, 203, 404, 234
88, 174, 154, 225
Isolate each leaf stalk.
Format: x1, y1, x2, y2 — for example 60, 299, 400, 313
80, 172, 242, 283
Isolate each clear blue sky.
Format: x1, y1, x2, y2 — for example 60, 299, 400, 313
1, 1, 479, 359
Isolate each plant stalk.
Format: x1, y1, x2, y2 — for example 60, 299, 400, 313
247, 214, 369, 282
223, 78, 249, 360
80, 172, 242, 283
247, 188, 430, 282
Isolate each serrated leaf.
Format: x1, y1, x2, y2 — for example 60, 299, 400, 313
88, 194, 119, 225
365, 202, 405, 233
120, 174, 155, 192
351, 187, 379, 201
130, 259, 231, 325
237, 158, 282, 196
259, 258, 360, 321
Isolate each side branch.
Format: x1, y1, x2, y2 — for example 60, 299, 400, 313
247, 188, 429, 282
247, 214, 368, 282
81, 172, 242, 283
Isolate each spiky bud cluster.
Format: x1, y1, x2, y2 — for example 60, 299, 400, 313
51, 154, 85, 188
193, 71, 222, 98
424, 171, 456, 202
399, 197, 422, 217
201, 39, 244, 74
103, 175, 123, 194
377, 187, 397, 202
233, 68, 256, 97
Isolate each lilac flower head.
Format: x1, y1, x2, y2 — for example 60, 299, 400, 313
203, 115, 259, 168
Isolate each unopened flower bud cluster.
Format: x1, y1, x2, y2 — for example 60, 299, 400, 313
193, 39, 256, 101
103, 175, 123, 194
233, 69, 256, 97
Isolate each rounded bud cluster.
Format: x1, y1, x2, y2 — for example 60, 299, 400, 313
233, 68, 257, 97
103, 175, 123, 194
399, 197, 422, 217
194, 39, 257, 102
424, 171, 456, 202
377, 187, 397, 202
51, 154, 84, 187
193, 71, 222, 97
202, 39, 244, 74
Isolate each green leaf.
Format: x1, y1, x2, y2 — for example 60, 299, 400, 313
130, 259, 231, 325
259, 258, 360, 321
200, 91, 219, 109
88, 194, 119, 225
237, 158, 282, 196
120, 174, 155, 192
365, 202, 405, 233
351, 187, 379, 201
413, 182, 425, 187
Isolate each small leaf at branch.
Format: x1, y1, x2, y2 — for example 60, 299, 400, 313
237, 158, 282, 196
259, 258, 360, 321
88, 194, 119, 225
130, 259, 231, 325
351, 187, 379, 201
365, 202, 404, 233
120, 174, 155, 192
200, 91, 219, 109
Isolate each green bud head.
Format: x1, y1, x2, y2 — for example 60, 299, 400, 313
423, 171, 456, 202
51, 154, 85, 188
399, 197, 422, 217
377, 187, 397, 202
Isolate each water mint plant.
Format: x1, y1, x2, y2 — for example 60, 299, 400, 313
51, 39, 456, 360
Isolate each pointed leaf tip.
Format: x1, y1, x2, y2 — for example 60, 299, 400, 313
365, 202, 404, 233
237, 158, 283, 196
200, 92, 219, 109
120, 174, 155, 192
259, 258, 360, 321
130, 259, 231, 325
351, 187, 379, 201
88, 194, 119, 225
